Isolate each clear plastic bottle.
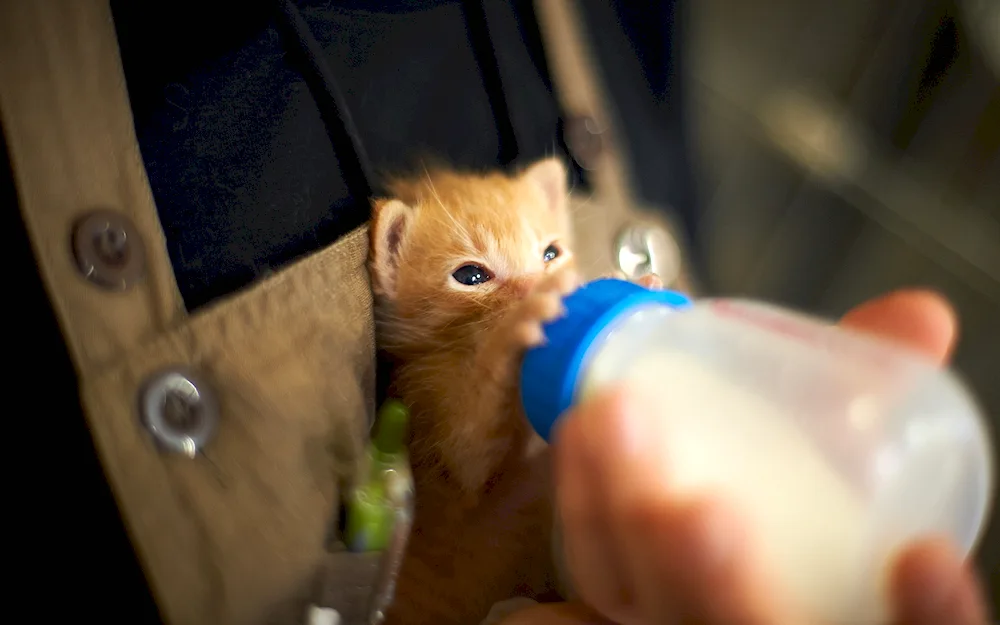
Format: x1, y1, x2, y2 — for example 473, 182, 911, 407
520, 279, 995, 625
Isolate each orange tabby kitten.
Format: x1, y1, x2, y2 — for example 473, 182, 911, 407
369, 157, 579, 498
369, 158, 662, 624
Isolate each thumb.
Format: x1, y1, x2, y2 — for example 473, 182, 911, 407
838, 289, 957, 364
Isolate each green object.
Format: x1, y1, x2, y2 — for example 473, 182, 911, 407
372, 399, 409, 460
343, 399, 412, 552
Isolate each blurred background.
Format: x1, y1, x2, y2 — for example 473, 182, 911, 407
681, 0, 998, 605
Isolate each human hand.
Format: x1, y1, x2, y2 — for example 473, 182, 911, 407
515, 290, 991, 625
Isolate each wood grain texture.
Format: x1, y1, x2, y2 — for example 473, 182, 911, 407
0, 0, 185, 372
81, 226, 376, 625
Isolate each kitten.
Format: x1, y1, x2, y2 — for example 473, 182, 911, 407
369, 159, 664, 624
369, 157, 580, 498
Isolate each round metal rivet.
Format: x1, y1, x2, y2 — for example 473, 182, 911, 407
563, 115, 606, 170
614, 223, 682, 285
72, 210, 146, 291
140, 368, 219, 458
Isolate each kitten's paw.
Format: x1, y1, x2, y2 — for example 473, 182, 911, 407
510, 294, 564, 348
548, 265, 582, 297
509, 268, 580, 348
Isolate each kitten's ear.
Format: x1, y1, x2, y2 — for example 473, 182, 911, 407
522, 157, 568, 216
370, 198, 413, 299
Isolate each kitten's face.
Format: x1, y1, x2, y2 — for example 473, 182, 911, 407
371, 158, 574, 346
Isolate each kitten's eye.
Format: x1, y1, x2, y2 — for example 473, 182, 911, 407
452, 264, 492, 286
543, 244, 560, 263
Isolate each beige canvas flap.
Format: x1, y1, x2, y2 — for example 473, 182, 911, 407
0, 1, 185, 372
80, 226, 376, 625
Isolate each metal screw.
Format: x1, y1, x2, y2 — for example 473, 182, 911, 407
563, 115, 606, 170
72, 210, 147, 290
140, 368, 219, 458
614, 223, 682, 286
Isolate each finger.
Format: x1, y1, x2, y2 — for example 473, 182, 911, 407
633, 497, 789, 624
890, 538, 990, 625
839, 289, 957, 365
574, 386, 669, 623
553, 401, 637, 622
573, 386, 791, 625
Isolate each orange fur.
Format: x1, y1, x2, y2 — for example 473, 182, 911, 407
369, 161, 665, 625
369, 158, 579, 499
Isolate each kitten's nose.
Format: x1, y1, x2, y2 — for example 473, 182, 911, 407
508, 277, 537, 299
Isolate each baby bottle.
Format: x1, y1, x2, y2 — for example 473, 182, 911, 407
520, 278, 994, 625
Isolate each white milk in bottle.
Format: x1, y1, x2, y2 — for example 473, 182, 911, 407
520, 279, 994, 625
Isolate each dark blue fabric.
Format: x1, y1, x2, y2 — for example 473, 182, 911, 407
114, 1, 360, 309
112, 0, 696, 311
